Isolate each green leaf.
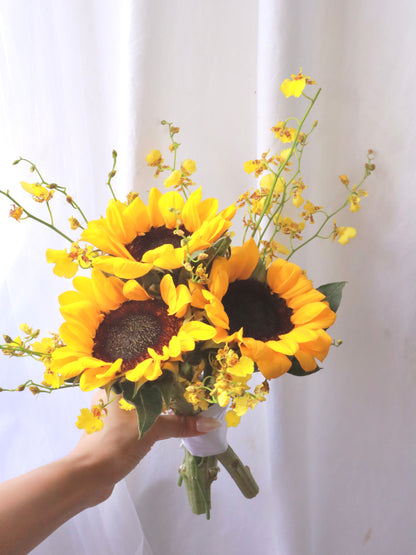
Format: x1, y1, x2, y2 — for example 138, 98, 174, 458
317, 281, 347, 313
250, 258, 267, 283
156, 371, 175, 409
120, 380, 163, 437
287, 357, 322, 377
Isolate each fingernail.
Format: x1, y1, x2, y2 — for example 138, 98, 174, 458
196, 417, 222, 433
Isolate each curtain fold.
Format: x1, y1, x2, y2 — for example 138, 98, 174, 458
0, 1, 414, 554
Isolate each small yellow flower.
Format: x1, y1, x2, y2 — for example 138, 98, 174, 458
271, 240, 290, 256
184, 382, 210, 411
244, 159, 267, 177
46, 248, 78, 278
271, 122, 297, 143
164, 169, 182, 189
279, 148, 292, 163
76, 408, 104, 434
146, 150, 163, 167
21, 182, 53, 203
349, 194, 361, 212
19, 323, 32, 335
339, 174, 349, 186
280, 68, 315, 98
292, 191, 304, 208
227, 356, 254, 378
225, 410, 240, 427
31, 337, 56, 354
42, 370, 64, 389
301, 200, 322, 223
69, 216, 81, 230
181, 159, 196, 175
127, 191, 139, 204
260, 174, 285, 195
119, 398, 136, 411
9, 204, 24, 221
335, 225, 357, 245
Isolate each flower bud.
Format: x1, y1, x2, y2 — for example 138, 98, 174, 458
29, 386, 40, 395
16, 384, 26, 391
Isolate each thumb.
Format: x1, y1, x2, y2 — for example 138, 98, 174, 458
149, 414, 222, 442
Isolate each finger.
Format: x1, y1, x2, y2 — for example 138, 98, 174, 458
149, 415, 222, 442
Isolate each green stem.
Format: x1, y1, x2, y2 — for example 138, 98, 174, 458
0, 344, 50, 358
250, 88, 321, 240
46, 201, 54, 226
0, 190, 74, 243
178, 449, 219, 519
217, 445, 259, 498
286, 199, 349, 260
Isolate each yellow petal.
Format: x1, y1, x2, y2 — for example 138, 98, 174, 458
291, 303, 336, 329
142, 244, 184, 269
59, 301, 102, 334
267, 259, 302, 295
227, 239, 259, 283
59, 321, 93, 353
148, 188, 164, 227
93, 255, 152, 280
122, 196, 151, 235
105, 200, 131, 244
181, 187, 203, 231
59, 356, 107, 379
123, 280, 151, 301
181, 321, 216, 341
91, 269, 125, 312
158, 191, 185, 228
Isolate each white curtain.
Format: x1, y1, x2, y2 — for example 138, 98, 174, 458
0, 1, 414, 554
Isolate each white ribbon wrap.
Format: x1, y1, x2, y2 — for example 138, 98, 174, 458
182, 404, 228, 456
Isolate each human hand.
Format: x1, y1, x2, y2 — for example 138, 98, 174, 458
69, 392, 221, 506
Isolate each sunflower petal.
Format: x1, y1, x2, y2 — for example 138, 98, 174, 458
227, 239, 259, 282
93, 256, 152, 280
123, 280, 151, 301
148, 188, 164, 227
158, 191, 185, 228
59, 321, 93, 352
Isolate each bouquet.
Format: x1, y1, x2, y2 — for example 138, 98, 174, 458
0, 70, 374, 518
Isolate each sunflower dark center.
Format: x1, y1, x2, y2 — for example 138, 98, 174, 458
221, 279, 294, 341
126, 226, 187, 261
92, 300, 181, 371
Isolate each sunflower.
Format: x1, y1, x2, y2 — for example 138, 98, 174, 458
50, 269, 217, 391
81, 187, 236, 279
200, 239, 336, 379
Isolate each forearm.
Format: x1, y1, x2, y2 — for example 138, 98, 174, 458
0, 452, 109, 555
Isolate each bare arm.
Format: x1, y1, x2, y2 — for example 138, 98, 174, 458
0, 397, 219, 555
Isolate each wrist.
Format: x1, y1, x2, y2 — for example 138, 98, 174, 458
63, 449, 115, 508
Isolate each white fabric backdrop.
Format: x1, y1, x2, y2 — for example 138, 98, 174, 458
0, 1, 415, 554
